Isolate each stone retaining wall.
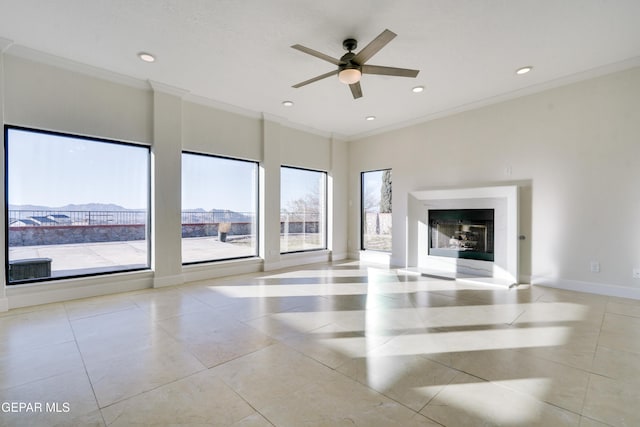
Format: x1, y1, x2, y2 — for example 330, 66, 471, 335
280, 221, 320, 234
9, 221, 320, 246
9, 224, 147, 246
181, 222, 256, 238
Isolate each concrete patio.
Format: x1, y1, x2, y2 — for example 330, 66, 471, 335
9, 236, 256, 279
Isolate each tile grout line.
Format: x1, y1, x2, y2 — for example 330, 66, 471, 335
217, 376, 277, 426
63, 303, 108, 426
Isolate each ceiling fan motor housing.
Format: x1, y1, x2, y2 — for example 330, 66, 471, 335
339, 51, 359, 71
342, 38, 357, 52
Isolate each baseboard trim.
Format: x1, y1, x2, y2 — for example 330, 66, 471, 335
264, 251, 331, 272
330, 251, 348, 261
519, 274, 532, 284
182, 258, 263, 283
153, 274, 185, 288
6, 272, 153, 309
532, 276, 640, 300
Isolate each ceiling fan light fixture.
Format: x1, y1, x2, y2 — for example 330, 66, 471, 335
338, 68, 361, 85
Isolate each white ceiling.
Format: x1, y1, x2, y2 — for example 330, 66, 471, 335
1, 0, 640, 138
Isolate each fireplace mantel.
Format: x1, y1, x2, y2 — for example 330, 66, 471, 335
405, 185, 519, 287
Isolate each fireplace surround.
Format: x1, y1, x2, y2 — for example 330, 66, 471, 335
406, 185, 519, 287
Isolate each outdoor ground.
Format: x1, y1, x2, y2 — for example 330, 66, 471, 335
8, 234, 326, 279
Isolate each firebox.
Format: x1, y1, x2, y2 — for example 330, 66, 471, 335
428, 209, 494, 261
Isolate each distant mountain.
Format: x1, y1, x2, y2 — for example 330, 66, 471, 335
181, 208, 253, 223
62, 203, 131, 211
9, 204, 251, 220
211, 209, 253, 222
9, 203, 134, 211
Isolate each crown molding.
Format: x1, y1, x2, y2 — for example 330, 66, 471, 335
184, 92, 262, 119
184, 96, 347, 140
261, 112, 287, 126
261, 112, 347, 140
0, 37, 13, 53
0, 40, 347, 141
3, 43, 150, 91
148, 80, 189, 98
350, 55, 640, 141
330, 133, 349, 143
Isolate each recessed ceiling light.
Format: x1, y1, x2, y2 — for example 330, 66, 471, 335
282, 100, 294, 107
365, 116, 376, 121
138, 52, 155, 63
412, 86, 425, 93
516, 66, 533, 75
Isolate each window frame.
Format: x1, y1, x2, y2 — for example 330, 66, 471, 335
280, 165, 328, 254
360, 168, 392, 252
4, 125, 152, 285
181, 150, 260, 265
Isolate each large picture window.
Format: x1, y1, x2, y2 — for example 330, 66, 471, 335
280, 166, 327, 253
181, 152, 258, 264
6, 126, 150, 284
361, 169, 392, 252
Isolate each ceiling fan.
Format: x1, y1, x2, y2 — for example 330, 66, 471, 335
291, 29, 419, 99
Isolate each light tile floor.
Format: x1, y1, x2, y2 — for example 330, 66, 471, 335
1, 261, 639, 426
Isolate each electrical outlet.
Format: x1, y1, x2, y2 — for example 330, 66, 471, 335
590, 261, 600, 273
633, 268, 640, 279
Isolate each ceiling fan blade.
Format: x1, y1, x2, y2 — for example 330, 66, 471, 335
362, 65, 420, 78
292, 70, 339, 88
349, 81, 363, 99
291, 44, 341, 66
353, 29, 397, 65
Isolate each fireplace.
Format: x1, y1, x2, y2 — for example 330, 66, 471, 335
406, 186, 518, 286
428, 209, 494, 262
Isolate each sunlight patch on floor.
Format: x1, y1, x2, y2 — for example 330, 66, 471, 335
425, 378, 554, 425
375, 327, 573, 356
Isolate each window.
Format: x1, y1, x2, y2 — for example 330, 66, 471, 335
6, 126, 150, 284
280, 166, 327, 253
181, 152, 258, 264
361, 169, 392, 251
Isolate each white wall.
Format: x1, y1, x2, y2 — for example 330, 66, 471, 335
4, 55, 153, 144
182, 101, 262, 161
279, 126, 331, 170
349, 66, 640, 297
1, 51, 348, 308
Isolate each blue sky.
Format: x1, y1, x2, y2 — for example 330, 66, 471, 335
362, 169, 385, 211
182, 153, 257, 212
8, 129, 148, 209
9, 129, 320, 213
280, 166, 324, 211
183, 155, 323, 213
